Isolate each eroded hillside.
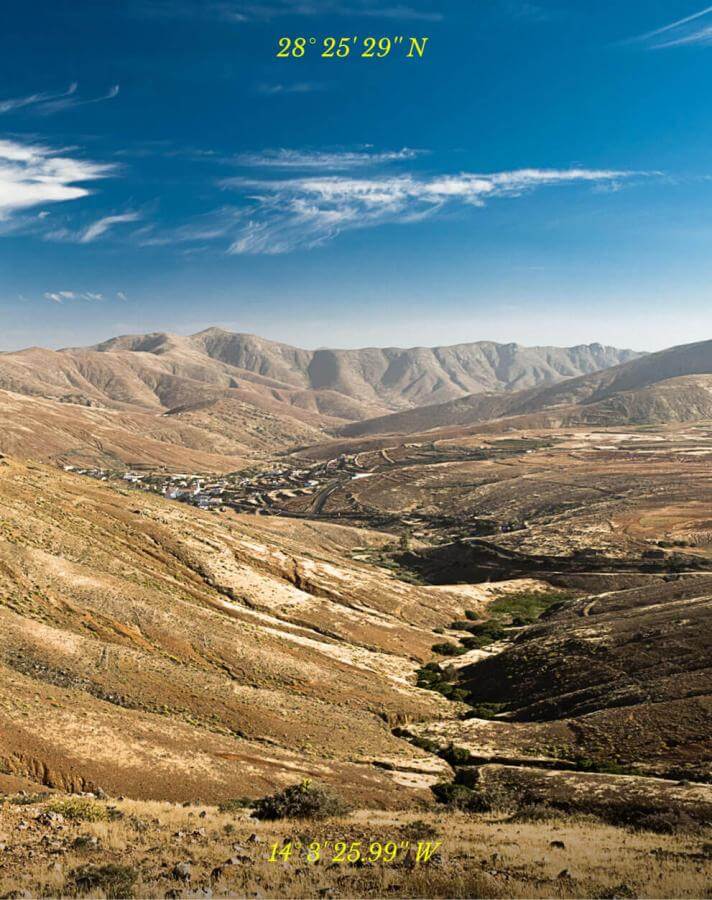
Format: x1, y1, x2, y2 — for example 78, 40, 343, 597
0, 456, 482, 805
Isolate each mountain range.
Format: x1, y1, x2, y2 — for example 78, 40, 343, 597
338, 339, 712, 439
0, 329, 641, 468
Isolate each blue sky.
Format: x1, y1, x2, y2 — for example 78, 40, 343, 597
1, 0, 712, 351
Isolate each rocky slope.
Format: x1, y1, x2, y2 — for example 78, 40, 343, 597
0, 329, 639, 419
338, 339, 712, 437
0, 455, 477, 805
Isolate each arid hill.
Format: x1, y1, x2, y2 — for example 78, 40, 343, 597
453, 577, 712, 780
0, 454, 479, 805
337, 339, 712, 438
0, 389, 327, 470
0, 329, 639, 468
0, 328, 639, 419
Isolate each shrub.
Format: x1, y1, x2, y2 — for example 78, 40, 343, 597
407, 734, 441, 754
47, 797, 108, 822
432, 778, 518, 813
431, 642, 466, 656
464, 702, 508, 720
252, 779, 350, 821
601, 803, 702, 834
431, 781, 475, 809
442, 743, 472, 765
218, 797, 254, 813
571, 756, 631, 775
466, 622, 506, 639
464, 610, 479, 621
71, 863, 137, 898
508, 802, 564, 823
401, 819, 439, 841
487, 589, 572, 625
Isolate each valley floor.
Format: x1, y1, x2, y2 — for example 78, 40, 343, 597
1, 423, 711, 898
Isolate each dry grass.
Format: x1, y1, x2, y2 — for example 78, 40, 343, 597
0, 793, 709, 898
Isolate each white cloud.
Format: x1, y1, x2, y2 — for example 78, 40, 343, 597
80, 211, 141, 243
44, 290, 105, 304
0, 139, 114, 220
0, 83, 120, 117
632, 5, 712, 48
0, 83, 77, 115
234, 147, 423, 169
219, 167, 642, 254
255, 82, 325, 96
141, 1, 442, 22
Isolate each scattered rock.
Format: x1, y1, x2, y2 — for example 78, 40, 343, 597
35, 811, 64, 827
172, 861, 192, 882
73, 835, 100, 851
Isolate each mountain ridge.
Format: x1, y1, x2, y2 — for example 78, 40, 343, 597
0, 328, 644, 467
336, 339, 712, 438
2, 327, 642, 415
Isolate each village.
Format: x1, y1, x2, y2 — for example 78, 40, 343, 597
62, 454, 365, 516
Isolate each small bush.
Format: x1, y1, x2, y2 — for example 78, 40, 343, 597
571, 756, 631, 776
72, 863, 137, 898
431, 781, 475, 809
401, 819, 439, 841
407, 734, 441, 754
464, 702, 508, 720
432, 778, 517, 813
601, 803, 702, 834
431, 642, 466, 657
218, 797, 254, 813
464, 610, 479, 621
47, 797, 108, 822
253, 779, 350, 821
508, 802, 564, 823
442, 743, 472, 765
465, 622, 507, 640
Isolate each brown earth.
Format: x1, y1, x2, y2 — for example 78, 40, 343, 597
0, 455, 489, 806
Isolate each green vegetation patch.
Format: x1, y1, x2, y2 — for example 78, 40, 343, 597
487, 589, 572, 626
46, 797, 108, 822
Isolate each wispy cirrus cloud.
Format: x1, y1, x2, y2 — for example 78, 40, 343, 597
139, 0, 442, 22
234, 147, 423, 169
42, 290, 128, 304
215, 167, 643, 254
631, 5, 712, 48
44, 290, 105, 304
80, 211, 141, 243
0, 139, 114, 222
0, 83, 120, 117
255, 82, 326, 96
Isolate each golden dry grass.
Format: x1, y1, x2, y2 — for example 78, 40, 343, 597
0, 793, 709, 898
